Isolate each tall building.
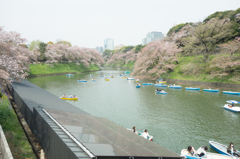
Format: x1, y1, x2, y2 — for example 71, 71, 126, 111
95, 46, 103, 53
104, 38, 114, 50
142, 31, 164, 45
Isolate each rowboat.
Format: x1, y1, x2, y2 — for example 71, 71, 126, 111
66, 74, 73, 76
137, 130, 153, 141
136, 85, 141, 88
77, 80, 87, 82
124, 71, 130, 74
100, 75, 104, 77
154, 84, 167, 87
60, 97, 78, 101
209, 141, 232, 156
111, 76, 114, 78
122, 77, 127, 79
223, 100, 240, 113
181, 149, 235, 159
89, 74, 93, 76
143, 83, 153, 85
168, 85, 182, 89
135, 79, 140, 82
91, 79, 97, 82
156, 90, 167, 94
185, 87, 200, 90
105, 78, 109, 81
157, 81, 167, 84
127, 77, 134, 80
224, 104, 240, 113
223, 91, 240, 95
203, 89, 219, 92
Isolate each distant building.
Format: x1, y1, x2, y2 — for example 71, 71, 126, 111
104, 38, 114, 50
95, 46, 103, 53
114, 44, 124, 50
142, 31, 164, 45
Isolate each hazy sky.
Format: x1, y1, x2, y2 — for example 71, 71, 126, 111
1, 0, 240, 48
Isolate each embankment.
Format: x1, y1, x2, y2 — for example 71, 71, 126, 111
166, 79, 240, 90
28, 63, 101, 77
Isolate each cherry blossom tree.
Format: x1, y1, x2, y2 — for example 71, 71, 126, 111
219, 37, 240, 56
0, 27, 36, 87
183, 18, 234, 62
132, 40, 181, 80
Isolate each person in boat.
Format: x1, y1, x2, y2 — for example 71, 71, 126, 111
232, 103, 235, 107
62, 94, 66, 98
227, 142, 240, 156
73, 95, 76, 98
68, 94, 73, 98
132, 126, 138, 134
141, 129, 149, 139
187, 146, 196, 156
196, 146, 208, 157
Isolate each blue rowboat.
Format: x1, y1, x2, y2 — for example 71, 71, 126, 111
203, 89, 219, 92
223, 91, 240, 95
89, 74, 93, 76
154, 84, 167, 87
100, 75, 104, 77
209, 141, 232, 156
181, 149, 234, 159
168, 85, 182, 89
77, 80, 87, 82
185, 87, 200, 90
136, 85, 141, 88
156, 90, 167, 94
143, 83, 153, 85
226, 100, 240, 104
91, 80, 97, 82
66, 74, 73, 76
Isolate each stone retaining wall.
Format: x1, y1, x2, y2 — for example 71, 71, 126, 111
0, 125, 13, 159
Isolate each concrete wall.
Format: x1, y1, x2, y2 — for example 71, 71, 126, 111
0, 125, 13, 159
166, 79, 240, 90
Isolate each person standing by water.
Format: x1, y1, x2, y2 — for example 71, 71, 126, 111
227, 142, 240, 157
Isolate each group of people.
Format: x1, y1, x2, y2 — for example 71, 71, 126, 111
156, 89, 162, 92
187, 142, 240, 157
62, 94, 76, 98
132, 126, 150, 139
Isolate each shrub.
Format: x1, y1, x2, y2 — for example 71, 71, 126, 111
0, 95, 12, 124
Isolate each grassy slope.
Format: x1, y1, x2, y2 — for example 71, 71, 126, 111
0, 97, 36, 159
168, 54, 240, 84
29, 63, 101, 75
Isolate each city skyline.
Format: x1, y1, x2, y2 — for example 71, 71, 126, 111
1, 0, 240, 48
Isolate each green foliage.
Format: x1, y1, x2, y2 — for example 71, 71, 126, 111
56, 40, 72, 46
0, 91, 2, 98
28, 40, 41, 51
29, 63, 101, 75
119, 46, 134, 53
167, 23, 192, 35
133, 44, 145, 53
0, 95, 12, 124
102, 49, 114, 57
0, 96, 36, 158
203, 8, 240, 22
38, 42, 47, 62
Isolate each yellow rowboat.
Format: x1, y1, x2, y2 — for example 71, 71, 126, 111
60, 97, 78, 101
122, 77, 127, 79
111, 76, 114, 78
157, 81, 166, 84
105, 79, 109, 81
